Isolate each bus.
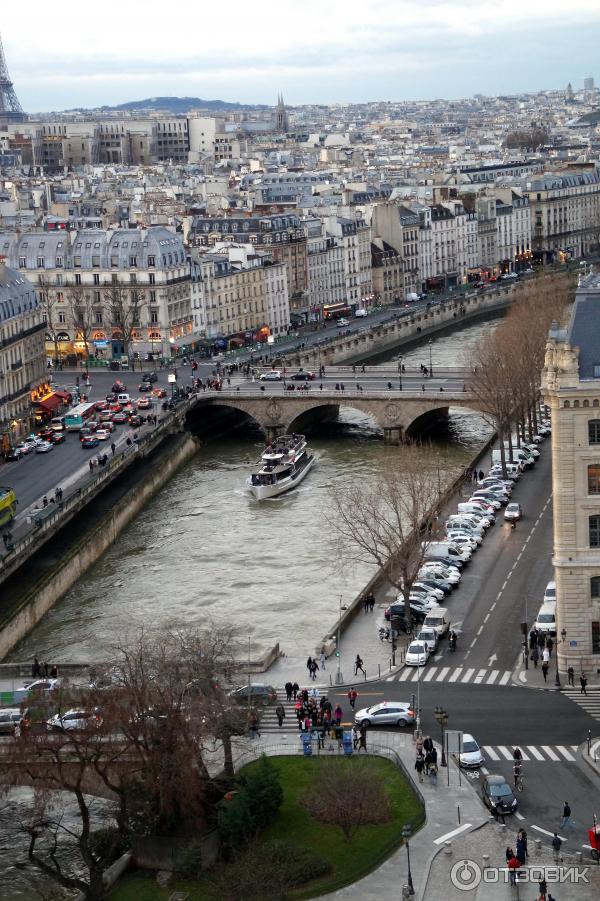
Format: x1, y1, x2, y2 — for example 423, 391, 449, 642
64, 402, 97, 431
0, 487, 17, 528
323, 303, 352, 321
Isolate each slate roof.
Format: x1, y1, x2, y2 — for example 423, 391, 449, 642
0, 264, 39, 324
567, 274, 600, 379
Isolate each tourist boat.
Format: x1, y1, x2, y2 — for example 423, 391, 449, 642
247, 434, 316, 499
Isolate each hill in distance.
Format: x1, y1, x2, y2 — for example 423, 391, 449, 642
68, 96, 270, 114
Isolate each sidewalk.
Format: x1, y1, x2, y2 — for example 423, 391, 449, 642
513, 649, 600, 691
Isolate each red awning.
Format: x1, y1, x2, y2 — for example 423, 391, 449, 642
53, 390, 71, 400
34, 394, 62, 413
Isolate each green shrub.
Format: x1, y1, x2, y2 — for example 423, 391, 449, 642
218, 754, 283, 853
208, 839, 330, 900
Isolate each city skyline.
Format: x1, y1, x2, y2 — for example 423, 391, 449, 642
3, 0, 600, 112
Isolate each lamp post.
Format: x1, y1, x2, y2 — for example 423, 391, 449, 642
428, 339, 433, 378
555, 628, 567, 687
335, 595, 347, 685
398, 355, 403, 391
402, 824, 415, 896
434, 705, 448, 766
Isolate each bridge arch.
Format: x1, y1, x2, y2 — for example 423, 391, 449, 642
185, 399, 265, 437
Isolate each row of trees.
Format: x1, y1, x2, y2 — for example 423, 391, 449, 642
467, 270, 574, 477
39, 278, 148, 363
0, 627, 252, 900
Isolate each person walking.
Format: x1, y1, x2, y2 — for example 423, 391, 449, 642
515, 834, 526, 865
292, 681, 299, 700
275, 703, 285, 728
285, 681, 293, 702
538, 878, 548, 900
529, 627, 538, 651
110, 442, 116, 455
541, 660, 549, 683
415, 753, 425, 783
306, 656, 313, 677
334, 704, 343, 726
546, 636, 554, 657
537, 631, 545, 651
347, 687, 358, 710
531, 646, 539, 668
354, 654, 365, 676
567, 666, 575, 687
319, 647, 326, 671
505, 846, 514, 866
542, 646, 550, 664
560, 801, 572, 831
551, 832, 562, 863
31, 656, 41, 678
358, 722, 368, 752
507, 854, 521, 886
309, 659, 319, 681
249, 711, 260, 739
580, 672, 588, 695
368, 592, 375, 612
363, 594, 369, 614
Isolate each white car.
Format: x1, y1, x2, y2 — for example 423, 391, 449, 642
35, 441, 54, 454
504, 502, 522, 522
336, 318, 350, 327
489, 465, 520, 482
259, 370, 282, 381
544, 581, 556, 603
354, 308, 368, 318
446, 530, 481, 549
404, 641, 430, 667
416, 627, 439, 653
469, 494, 502, 511
46, 709, 103, 732
407, 594, 439, 611
95, 429, 111, 441
419, 564, 461, 585
479, 478, 512, 493
410, 582, 446, 601
24, 678, 60, 693
457, 733, 484, 768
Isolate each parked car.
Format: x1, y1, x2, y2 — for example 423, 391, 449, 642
35, 441, 54, 454
4, 447, 24, 461
544, 581, 556, 604
481, 774, 518, 814
229, 683, 277, 705
418, 563, 461, 585
354, 701, 414, 728
0, 708, 22, 734
417, 577, 454, 594
259, 371, 282, 381
46, 709, 103, 732
456, 733, 484, 768
504, 502, 522, 522
24, 678, 60, 693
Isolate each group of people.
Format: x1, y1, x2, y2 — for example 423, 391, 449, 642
414, 734, 439, 784
32, 656, 58, 679
362, 592, 376, 613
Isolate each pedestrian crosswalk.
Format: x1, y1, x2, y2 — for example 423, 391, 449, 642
389, 665, 514, 686
481, 744, 579, 763
257, 690, 333, 735
561, 687, 600, 722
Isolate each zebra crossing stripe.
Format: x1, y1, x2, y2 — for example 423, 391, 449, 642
449, 668, 463, 682
486, 670, 500, 685
499, 672, 511, 685
398, 668, 412, 681
555, 746, 576, 761
437, 667, 450, 681
483, 746, 500, 761
541, 746, 560, 761
462, 668, 476, 683
423, 668, 437, 682
526, 746, 545, 761
497, 746, 514, 760
474, 668, 487, 684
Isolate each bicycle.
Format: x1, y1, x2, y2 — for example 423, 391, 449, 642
514, 772, 525, 792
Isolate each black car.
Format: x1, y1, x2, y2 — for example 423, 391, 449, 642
140, 371, 158, 383
4, 448, 22, 461
423, 554, 463, 571
50, 432, 66, 445
291, 370, 315, 381
384, 602, 428, 624
138, 382, 154, 393
229, 684, 277, 706
418, 578, 453, 594
481, 774, 518, 815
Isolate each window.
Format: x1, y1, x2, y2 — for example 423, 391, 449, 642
129, 256, 137, 268
93, 291, 101, 304
150, 290, 156, 303
93, 274, 100, 286
149, 273, 155, 285
95, 311, 103, 324
589, 421, 600, 444
37, 257, 45, 268
591, 577, 600, 599
58, 312, 66, 323
593, 622, 600, 655
589, 465, 600, 494
74, 274, 81, 286
92, 256, 100, 268
590, 515, 600, 547
594, 365, 600, 378
18, 256, 26, 268
150, 310, 158, 323
148, 255, 155, 267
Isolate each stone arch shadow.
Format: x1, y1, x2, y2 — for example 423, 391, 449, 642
185, 401, 266, 438
286, 402, 383, 437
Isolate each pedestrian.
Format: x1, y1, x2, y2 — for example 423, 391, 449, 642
478, 469, 484, 481
347, 687, 358, 710
415, 734, 424, 756
285, 681, 293, 702
538, 878, 547, 900
515, 835, 526, 865
551, 832, 562, 863
111, 442, 116, 455
428, 762, 438, 785
560, 801, 572, 831
306, 656, 313, 676
531, 647, 539, 668
31, 656, 40, 678
43, 662, 49, 676
317, 722, 326, 750
580, 672, 588, 695
507, 855, 521, 886
353, 724, 360, 750
358, 723, 368, 752
275, 703, 285, 728
541, 660, 549, 683
567, 666, 575, 687
334, 704, 343, 726
542, 647, 550, 664
518, 828, 528, 858
354, 654, 365, 676
249, 711, 260, 739
529, 627, 538, 650
319, 647, 326, 671
537, 631, 545, 651
363, 594, 369, 613
292, 681, 299, 700
13, 720, 21, 740
309, 659, 319, 681
301, 687, 309, 704
546, 636, 554, 656
415, 753, 425, 783
505, 846, 514, 865
368, 592, 375, 612
42, 495, 48, 507
49, 665, 58, 679
89, 459, 94, 472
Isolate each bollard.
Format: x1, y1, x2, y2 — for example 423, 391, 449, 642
378, 664, 381, 679
482, 854, 490, 865
576, 851, 583, 863
444, 841, 452, 855
535, 839, 542, 854
402, 887, 411, 900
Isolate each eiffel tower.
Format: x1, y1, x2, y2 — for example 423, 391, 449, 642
0, 33, 26, 121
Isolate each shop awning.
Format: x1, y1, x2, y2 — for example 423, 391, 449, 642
53, 390, 71, 401
34, 394, 63, 413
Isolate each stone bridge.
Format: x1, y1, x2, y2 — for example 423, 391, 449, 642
184, 387, 478, 444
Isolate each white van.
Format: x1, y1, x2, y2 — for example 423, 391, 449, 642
426, 540, 472, 563
406, 292, 420, 303
492, 449, 531, 469
423, 607, 449, 638
354, 308, 368, 317
543, 581, 556, 604
489, 463, 521, 481
50, 416, 65, 431
117, 393, 131, 404
534, 603, 557, 635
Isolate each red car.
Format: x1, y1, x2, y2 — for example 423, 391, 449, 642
50, 432, 66, 444
152, 388, 167, 398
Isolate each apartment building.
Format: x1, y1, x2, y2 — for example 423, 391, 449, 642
542, 273, 600, 674
304, 217, 345, 319
0, 228, 191, 361
0, 261, 46, 444
324, 216, 373, 308
368, 202, 419, 302
522, 170, 600, 261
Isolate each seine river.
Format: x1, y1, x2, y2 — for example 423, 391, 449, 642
11, 320, 497, 664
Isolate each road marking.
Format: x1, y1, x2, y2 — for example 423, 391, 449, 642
433, 823, 473, 845
483, 746, 500, 761
469, 639, 477, 649
515, 812, 525, 821
541, 746, 560, 761
484, 613, 490, 623
531, 825, 567, 842
516, 551, 522, 561
462, 668, 476, 682
555, 746, 576, 762
474, 669, 487, 684
449, 668, 463, 683
496, 593, 502, 601
525, 534, 531, 543
486, 670, 499, 685
398, 669, 412, 681
477, 626, 483, 635
517, 749, 530, 761
481, 766, 489, 775
423, 668, 437, 682
499, 672, 511, 685
436, 667, 450, 681
526, 746, 545, 761
491, 602, 497, 611
497, 746, 514, 760
502, 581, 507, 590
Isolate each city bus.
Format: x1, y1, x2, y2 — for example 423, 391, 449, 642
323, 303, 352, 321
64, 402, 97, 431
0, 487, 17, 528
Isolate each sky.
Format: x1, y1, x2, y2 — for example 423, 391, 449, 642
3, 0, 600, 112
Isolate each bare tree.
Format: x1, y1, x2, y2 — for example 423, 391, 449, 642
326, 445, 442, 630
67, 281, 95, 364
301, 759, 393, 842
103, 282, 146, 362
38, 275, 60, 367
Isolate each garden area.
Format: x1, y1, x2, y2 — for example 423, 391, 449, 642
109, 753, 424, 901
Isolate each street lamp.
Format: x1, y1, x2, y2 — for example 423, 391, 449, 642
555, 628, 567, 687
402, 824, 415, 896
398, 355, 403, 391
434, 705, 448, 766
428, 339, 434, 379
335, 595, 348, 685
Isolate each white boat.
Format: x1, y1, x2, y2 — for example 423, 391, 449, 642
247, 434, 316, 499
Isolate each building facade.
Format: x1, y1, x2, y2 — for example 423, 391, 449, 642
522, 170, 600, 262
542, 273, 600, 673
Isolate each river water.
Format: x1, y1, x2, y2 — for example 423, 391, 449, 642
11, 319, 498, 664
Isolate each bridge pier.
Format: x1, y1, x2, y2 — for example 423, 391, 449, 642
264, 424, 284, 443
383, 427, 403, 445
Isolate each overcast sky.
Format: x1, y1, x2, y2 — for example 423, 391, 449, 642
3, 0, 599, 111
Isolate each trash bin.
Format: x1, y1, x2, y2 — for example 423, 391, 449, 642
301, 732, 313, 757
343, 729, 353, 756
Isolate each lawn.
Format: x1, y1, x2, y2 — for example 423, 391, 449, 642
109, 754, 424, 900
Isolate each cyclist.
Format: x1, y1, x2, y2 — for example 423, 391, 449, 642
513, 759, 524, 790
513, 747, 523, 763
